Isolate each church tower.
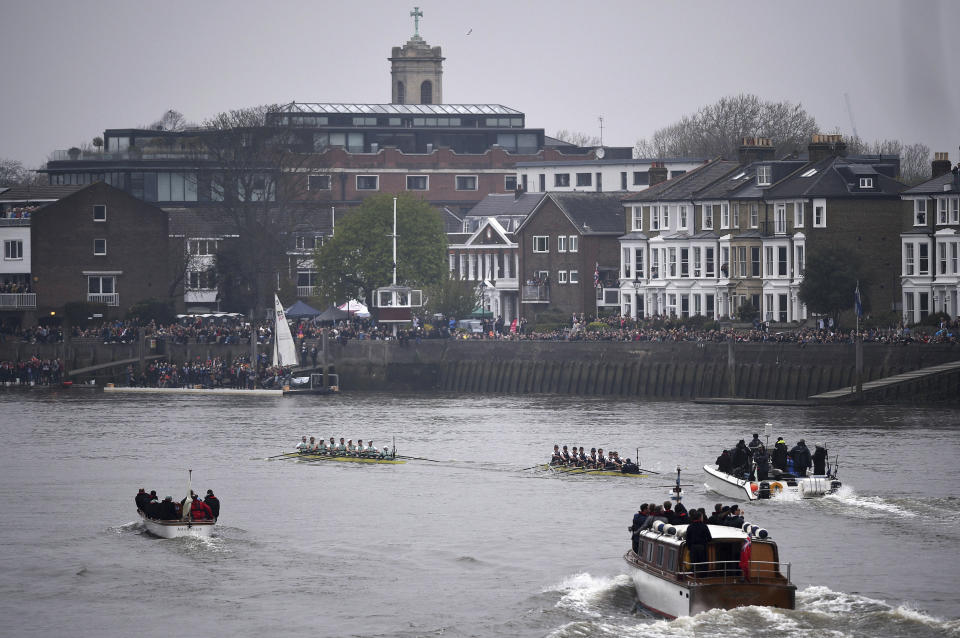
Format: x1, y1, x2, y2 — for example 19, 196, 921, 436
390, 7, 444, 105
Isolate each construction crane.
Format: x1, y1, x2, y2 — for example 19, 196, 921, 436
844, 93, 859, 141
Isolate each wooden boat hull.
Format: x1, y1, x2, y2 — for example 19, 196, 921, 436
281, 452, 406, 464
538, 463, 649, 478
625, 551, 795, 618
139, 511, 215, 539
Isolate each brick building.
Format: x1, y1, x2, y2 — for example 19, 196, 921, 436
32, 182, 169, 318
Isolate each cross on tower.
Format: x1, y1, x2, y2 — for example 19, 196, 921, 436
410, 6, 423, 37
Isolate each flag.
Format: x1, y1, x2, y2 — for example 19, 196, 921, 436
739, 535, 752, 581
854, 281, 862, 318
593, 262, 600, 289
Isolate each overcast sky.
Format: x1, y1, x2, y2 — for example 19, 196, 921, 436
2, 0, 957, 169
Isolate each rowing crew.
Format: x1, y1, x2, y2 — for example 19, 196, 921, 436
296, 436, 395, 459
549, 444, 640, 473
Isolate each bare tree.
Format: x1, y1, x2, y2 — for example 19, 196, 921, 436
845, 136, 931, 185
554, 129, 601, 148
633, 94, 818, 159
0, 158, 46, 187
142, 108, 192, 132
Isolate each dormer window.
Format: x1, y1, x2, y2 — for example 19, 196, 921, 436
859, 177, 874, 189
756, 165, 772, 186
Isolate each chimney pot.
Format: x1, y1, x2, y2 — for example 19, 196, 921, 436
932, 152, 952, 179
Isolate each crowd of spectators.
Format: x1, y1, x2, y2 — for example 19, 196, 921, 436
0, 281, 32, 294
129, 354, 294, 389
2, 205, 36, 219
0, 358, 63, 385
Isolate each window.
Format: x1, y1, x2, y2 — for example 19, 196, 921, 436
794, 202, 804, 227
680, 248, 689, 277
705, 247, 715, 278
678, 205, 688, 230
765, 246, 774, 277
814, 200, 827, 227
396, 81, 405, 104
635, 248, 644, 278
750, 203, 759, 229
456, 175, 478, 191
937, 198, 949, 225
720, 203, 730, 229
351, 117, 377, 126
620, 172, 627, 190
420, 80, 433, 104
307, 174, 331, 190
650, 206, 660, 231
651, 249, 660, 278
632, 206, 643, 231
187, 270, 217, 290
801, 168, 818, 177
693, 247, 702, 277
93, 205, 106, 221
914, 200, 927, 226
554, 173, 570, 187
504, 175, 517, 191
919, 243, 929, 274
4, 240, 23, 260
539, 174, 545, 192
951, 197, 960, 224
576, 173, 592, 187
737, 246, 747, 278
661, 205, 670, 230
953, 243, 959, 274
406, 175, 428, 191
295, 235, 320, 250
87, 275, 114, 294
751, 246, 761, 277
356, 175, 379, 191
94, 239, 106, 255
558, 271, 568, 284
668, 248, 677, 277
703, 204, 714, 230
157, 172, 198, 202
757, 165, 772, 186
733, 203, 740, 228
568, 236, 579, 252
778, 246, 788, 276
939, 242, 947, 274
774, 204, 787, 234
533, 236, 549, 253
859, 177, 874, 189
188, 240, 219, 255
633, 171, 648, 186
905, 243, 915, 275
569, 270, 580, 284
558, 236, 567, 252
655, 544, 664, 567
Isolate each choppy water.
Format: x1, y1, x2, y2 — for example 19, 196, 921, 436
0, 390, 958, 637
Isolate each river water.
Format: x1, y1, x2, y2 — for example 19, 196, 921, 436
0, 390, 958, 638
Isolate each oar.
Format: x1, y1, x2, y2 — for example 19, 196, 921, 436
638, 467, 661, 475
396, 454, 443, 463
521, 463, 549, 471
265, 452, 294, 460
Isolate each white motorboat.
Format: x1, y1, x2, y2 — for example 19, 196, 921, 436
137, 470, 216, 538
624, 468, 795, 618
703, 463, 841, 501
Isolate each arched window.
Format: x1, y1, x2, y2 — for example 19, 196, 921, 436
396, 81, 405, 105
420, 80, 433, 105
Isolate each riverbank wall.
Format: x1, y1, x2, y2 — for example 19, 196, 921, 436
3, 339, 958, 401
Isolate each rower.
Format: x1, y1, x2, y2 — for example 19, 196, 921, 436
337, 437, 347, 455
561, 445, 571, 464
597, 448, 607, 469
350, 439, 359, 456
577, 446, 587, 467
295, 436, 308, 453
550, 444, 562, 465
364, 440, 377, 456
589, 448, 598, 468
318, 438, 329, 454
307, 436, 318, 453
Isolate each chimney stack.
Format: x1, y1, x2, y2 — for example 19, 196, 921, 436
807, 134, 848, 163
932, 152, 951, 179
514, 182, 524, 200
738, 136, 776, 165
648, 161, 669, 186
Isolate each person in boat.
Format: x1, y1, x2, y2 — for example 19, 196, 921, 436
587, 448, 598, 468
307, 436, 318, 453
296, 436, 308, 453
621, 458, 640, 474
159, 496, 179, 520
550, 444, 563, 465
135, 488, 150, 512
629, 504, 649, 553
336, 438, 347, 455
561, 445, 571, 464
771, 437, 789, 471
639, 505, 667, 530
607, 451, 623, 470
317, 438, 329, 454
790, 440, 812, 477
190, 496, 214, 520
812, 443, 828, 475
575, 446, 585, 466
364, 440, 377, 456
204, 490, 220, 519
754, 449, 770, 481
381, 445, 392, 459
715, 449, 733, 475
748, 433, 764, 452
596, 448, 607, 469
685, 510, 713, 575
732, 440, 750, 477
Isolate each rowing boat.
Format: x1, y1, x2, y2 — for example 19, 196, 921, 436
279, 452, 406, 464
537, 463, 649, 478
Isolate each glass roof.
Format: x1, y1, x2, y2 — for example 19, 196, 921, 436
274, 102, 523, 117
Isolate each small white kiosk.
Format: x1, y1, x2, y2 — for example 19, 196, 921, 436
372, 197, 423, 335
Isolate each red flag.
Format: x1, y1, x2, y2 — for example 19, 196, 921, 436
739, 536, 752, 581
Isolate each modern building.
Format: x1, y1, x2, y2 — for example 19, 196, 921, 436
515, 157, 705, 195
899, 152, 960, 322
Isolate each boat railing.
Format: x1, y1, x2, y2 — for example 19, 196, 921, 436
678, 559, 790, 584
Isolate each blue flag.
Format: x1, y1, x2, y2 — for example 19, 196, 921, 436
854, 282, 862, 318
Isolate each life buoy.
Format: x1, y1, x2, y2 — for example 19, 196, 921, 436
770, 482, 783, 494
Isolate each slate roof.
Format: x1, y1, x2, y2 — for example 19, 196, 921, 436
618, 230, 649, 240
902, 170, 960, 196
0, 184, 83, 202
465, 193, 543, 218
440, 206, 464, 233
166, 208, 238, 237
514, 157, 705, 168
764, 156, 908, 199
621, 160, 741, 203
545, 192, 625, 234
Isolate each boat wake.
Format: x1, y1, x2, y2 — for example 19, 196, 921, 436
544, 582, 960, 638
821, 485, 918, 519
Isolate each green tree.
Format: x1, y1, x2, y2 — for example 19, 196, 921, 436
425, 277, 481, 319
798, 246, 863, 326
313, 194, 447, 306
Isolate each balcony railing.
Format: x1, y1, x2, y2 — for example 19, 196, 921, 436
521, 284, 550, 303
0, 218, 30, 226
0, 293, 36, 309
296, 286, 317, 297
87, 293, 119, 306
